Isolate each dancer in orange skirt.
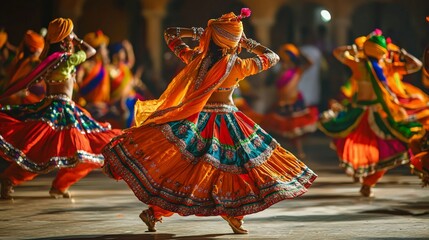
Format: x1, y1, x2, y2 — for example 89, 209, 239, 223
261, 43, 318, 158
319, 32, 425, 197
0, 18, 122, 199
102, 8, 317, 234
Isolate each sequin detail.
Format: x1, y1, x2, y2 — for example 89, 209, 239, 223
158, 109, 279, 174
1, 94, 111, 133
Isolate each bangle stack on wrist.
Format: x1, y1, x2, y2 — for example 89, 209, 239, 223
246, 38, 260, 52
191, 27, 204, 41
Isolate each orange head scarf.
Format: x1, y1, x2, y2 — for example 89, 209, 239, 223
24, 30, 44, 53
40, 18, 74, 59
83, 30, 109, 48
0, 30, 7, 48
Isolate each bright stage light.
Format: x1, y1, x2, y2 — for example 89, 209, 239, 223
320, 9, 331, 22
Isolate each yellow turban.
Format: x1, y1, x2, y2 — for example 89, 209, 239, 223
24, 30, 44, 52
83, 30, 109, 48
46, 18, 74, 44
278, 43, 300, 62
363, 35, 387, 60
0, 30, 7, 48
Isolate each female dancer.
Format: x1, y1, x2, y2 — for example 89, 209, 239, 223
261, 43, 319, 158
107, 40, 148, 128
102, 9, 317, 234
0, 18, 122, 199
319, 33, 425, 197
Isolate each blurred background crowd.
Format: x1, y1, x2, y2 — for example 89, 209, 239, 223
1, 0, 428, 112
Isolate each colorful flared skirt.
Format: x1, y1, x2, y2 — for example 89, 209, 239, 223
103, 103, 317, 216
261, 95, 319, 138
0, 94, 122, 173
318, 101, 424, 177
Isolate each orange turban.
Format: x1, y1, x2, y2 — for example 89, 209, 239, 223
197, 12, 244, 56
83, 30, 109, 48
40, 18, 73, 59
46, 18, 74, 44
278, 43, 300, 62
208, 13, 243, 49
24, 30, 44, 52
363, 35, 387, 60
0, 30, 7, 48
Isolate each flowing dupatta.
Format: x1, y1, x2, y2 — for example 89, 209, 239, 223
366, 58, 408, 122
134, 27, 238, 127
0, 52, 67, 100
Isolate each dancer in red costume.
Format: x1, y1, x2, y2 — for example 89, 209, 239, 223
0, 18, 122, 200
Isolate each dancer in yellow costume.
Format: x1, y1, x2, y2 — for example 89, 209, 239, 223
102, 8, 317, 234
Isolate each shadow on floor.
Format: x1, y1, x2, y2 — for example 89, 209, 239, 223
28, 233, 237, 240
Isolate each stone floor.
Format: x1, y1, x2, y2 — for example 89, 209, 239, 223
1, 134, 428, 240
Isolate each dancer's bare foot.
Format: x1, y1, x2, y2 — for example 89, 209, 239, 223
139, 208, 162, 232
221, 216, 248, 234
0, 178, 13, 200
360, 184, 374, 197
49, 187, 72, 199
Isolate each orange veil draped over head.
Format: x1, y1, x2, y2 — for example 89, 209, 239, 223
134, 11, 247, 126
